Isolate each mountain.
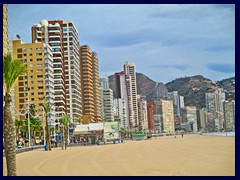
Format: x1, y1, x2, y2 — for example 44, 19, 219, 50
136, 73, 168, 101
165, 75, 219, 109
108, 73, 235, 109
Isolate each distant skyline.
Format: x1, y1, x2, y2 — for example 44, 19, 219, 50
8, 4, 235, 83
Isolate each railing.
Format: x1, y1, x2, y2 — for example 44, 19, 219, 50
3, 145, 45, 157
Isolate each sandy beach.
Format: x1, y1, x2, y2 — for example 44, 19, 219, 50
3, 135, 235, 176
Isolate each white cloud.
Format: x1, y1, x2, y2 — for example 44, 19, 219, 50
8, 4, 235, 83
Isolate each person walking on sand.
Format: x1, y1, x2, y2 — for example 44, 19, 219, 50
182, 133, 183, 138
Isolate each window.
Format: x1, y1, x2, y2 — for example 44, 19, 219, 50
36, 53, 42, 56
37, 75, 43, 78
19, 87, 24, 91
38, 92, 44, 95
30, 64, 33, 68
17, 54, 22, 58
29, 48, 32, 51
30, 76, 33, 79
36, 64, 42, 67
30, 70, 33, 73
37, 58, 42, 61
31, 87, 34, 90
30, 59, 33, 62
31, 93, 34, 95
36, 69, 43, 72
36, 47, 42, 50
29, 54, 33, 56
19, 99, 24, 103
31, 98, 34, 101
31, 81, 34, 84
17, 49, 22, 53
38, 86, 43, 89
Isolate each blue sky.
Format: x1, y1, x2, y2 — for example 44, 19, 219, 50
8, 4, 235, 83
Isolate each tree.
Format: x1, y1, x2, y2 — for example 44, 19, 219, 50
28, 104, 43, 145
3, 53, 28, 176
42, 102, 52, 151
77, 116, 83, 124
15, 119, 24, 142
30, 117, 43, 145
60, 115, 70, 150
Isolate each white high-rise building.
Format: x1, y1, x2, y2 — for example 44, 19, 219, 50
124, 61, 138, 127
113, 98, 123, 125
119, 73, 134, 128
206, 88, 226, 113
205, 88, 226, 131
100, 75, 109, 89
137, 95, 148, 130
32, 19, 82, 123
100, 89, 114, 122
62, 20, 82, 123
167, 91, 184, 116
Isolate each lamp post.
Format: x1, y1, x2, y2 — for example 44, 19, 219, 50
25, 87, 31, 147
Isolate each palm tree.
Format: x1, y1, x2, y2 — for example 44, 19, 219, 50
3, 53, 28, 176
77, 116, 83, 124
42, 102, 52, 151
30, 117, 43, 145
60, 115, 70, 150
15, 119, 24, 142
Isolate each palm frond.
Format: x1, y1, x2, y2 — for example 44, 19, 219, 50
42, 102, 51, 114
3, 53, 28, 93
60, 115, 70, 126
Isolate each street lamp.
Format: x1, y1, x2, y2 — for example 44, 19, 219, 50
26, 88, 31, 147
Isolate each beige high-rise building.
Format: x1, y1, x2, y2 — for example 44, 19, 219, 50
159, 100, 175, 133
12, 40, 55, 125
124, 61, 138, 127
92, 52, 101, 122
223, 99, 235, 131
3, 4, 9, 55
80, 45, 101, 123
181, 106, 198, 132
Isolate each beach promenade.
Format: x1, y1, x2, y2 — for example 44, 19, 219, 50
3, 135, 235, 176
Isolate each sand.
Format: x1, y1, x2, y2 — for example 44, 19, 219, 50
3, 135, 235, 176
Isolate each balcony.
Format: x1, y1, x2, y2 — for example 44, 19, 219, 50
48, 29, 61, 33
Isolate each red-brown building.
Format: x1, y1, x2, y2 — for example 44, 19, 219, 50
147, 102, 154, 130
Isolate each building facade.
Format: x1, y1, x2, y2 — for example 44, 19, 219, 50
206, 89, 226, 113
13, 40, 55, 125
223, 99, 235, 131
80, 45, 101, 123
3, 4, 9, 55
181, 106, 198, 132
100, 75, 109, 89
32, 20, 67, 124
62, 20, 82, 123
147, 102, 154, 131
100, 89, 114, 122
124, 61, 138, 127
92, 52, 101, 122
159, 100, 175, 133
137, 95, 148, 130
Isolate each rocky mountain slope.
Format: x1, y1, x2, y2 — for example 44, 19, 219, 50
109, 73, 235, 109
